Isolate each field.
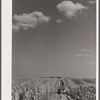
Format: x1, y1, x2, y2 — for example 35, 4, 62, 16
12, 77, 96, 100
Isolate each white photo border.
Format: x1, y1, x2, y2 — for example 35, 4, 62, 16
2, 0, 12, 100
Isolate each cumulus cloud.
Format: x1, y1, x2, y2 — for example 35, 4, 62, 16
80, 49, 90, 52
57, 1, 88, 19
75, 49, 96, 65
88, 0, 96, 4
75, 54, 82, 56
56, 19, 63, 23
13, 11, 51, 31
88, 61, 95, 64
12, 25, 20, 31
75, 54, 89, 57
75, 49, 90, 57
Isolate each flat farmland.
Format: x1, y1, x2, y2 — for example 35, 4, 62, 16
12, 77, 96, 100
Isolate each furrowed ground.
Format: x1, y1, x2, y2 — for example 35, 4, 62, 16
12, 77, 96, 100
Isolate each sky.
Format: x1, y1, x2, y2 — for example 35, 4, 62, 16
12, 0, 96, 79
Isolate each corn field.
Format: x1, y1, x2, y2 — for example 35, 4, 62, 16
12, 77, 96, 100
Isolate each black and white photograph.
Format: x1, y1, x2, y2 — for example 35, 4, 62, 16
2, 0, 99, 100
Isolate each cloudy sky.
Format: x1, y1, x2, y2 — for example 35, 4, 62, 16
12, 0, 96, 79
